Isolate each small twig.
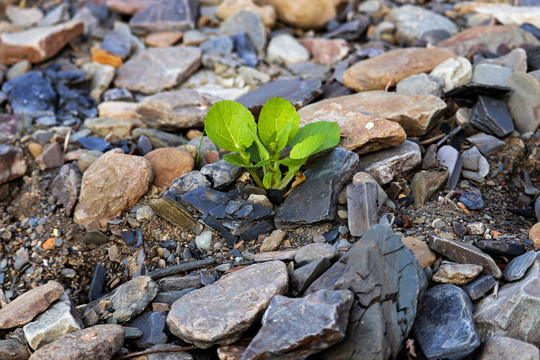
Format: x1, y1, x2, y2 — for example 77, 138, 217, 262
116, 346, 197, 359
419, 133, 446, 146
63, 128, 71, 154
436, 126, 462, 148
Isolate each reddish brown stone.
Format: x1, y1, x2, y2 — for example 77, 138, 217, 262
298, 38, 350, 66
0, 20, 83, 65
0, 145, 26, 185
36, 142, 64, 171
0, 281, 64, 329
91, 48, 123, 68
106, 0, 158, 15
144, 148, 194, 188
144, 31, 183, 47
342, 48, 456, 91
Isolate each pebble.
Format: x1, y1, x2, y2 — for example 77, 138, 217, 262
503, 251, 537, 282
402, 236, 436, 269
144, 148, 194, 188
195, 231, 213, 251
432, 263, 483, 285
460, 192, 485, 210
136, 205, 155, 222
461, 274, 496, 301
267, 33, 310, 66
259, 229, 285, 252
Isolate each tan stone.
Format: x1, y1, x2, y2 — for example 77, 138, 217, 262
254, 0, 347, 29
402, 237, 436, 269
0, 20, 84, 65
298, 38, 350, 66
73, 149, 153, 228
475, 5, 540, 28
144, 148, 194, 188
298, 91, 446, 136
97, 101, 144, 127
91, 47, 123, 68
439, 25, 540, 57
299, 102, 406, 155
28, 142, 43, 159
342, 47, 456, 92
432, 263, 483, 285
106, 0, 157, 15
217, 0, 276, 28
84, 117, 133, 139
260, 229, 286, 252
0, 281, 64, 329
530, 223, 540, 248
145, 31, 183, 47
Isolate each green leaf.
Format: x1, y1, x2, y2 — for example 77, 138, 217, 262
204, 100, 257, 152
290, 121, 341, 155
258, 97, 299, 149
275, 122, 293, 154
290, 133, 327, 159
223, 153, 255, 169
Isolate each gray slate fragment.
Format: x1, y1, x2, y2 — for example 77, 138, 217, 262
132, 128, 186, 148
200, 160, 243, 189
346, 182, 378, 237
305, 218, 426, 360
219, 10, 266, 55
474, 252, 540, 345
471, 95, 514, 137
126, 311, 168, 349
413, 284, 480, 360
129, 0, 197, 33
428, 236, 502, 278
51, 163, 81, 215
461, 274, 496, 300
467, 133, 506, 156
294, 243, 339, 264
171, 171, 211, 194
275, 148, 359, 226
503, 251, 537, 282
240, 290, 354, 360
158, 276, 202, 292
290, 258, 331, 296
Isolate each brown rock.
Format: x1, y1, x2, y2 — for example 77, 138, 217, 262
342, 48, 456, 92
106, 0, 157, 15
260, 229, 286, 252
136, 89, 218, 130
255, 0, 348, 29
28, 142, 43, 158
84, 117, 133, 139
28, 324, 124, 360
530, 223, 540, 248
0, 339, 29, 360
91, 48, 123, 68
298, 38, 350, 66
476, 336, 540, 360
0, 145, 26, 185
403, 237, 436, 268
144, 148, 194, 188
166, 260, 288, 348
0, 20, 84, 65
299, 102, 405, 155
97, 101, 144, 127
114, 46, 201, 94
216, 0, 276, 28
0, 281, 64, 329
145, 31, 183, 47
73, 149, 153, 228
298, 91, 446, 136
35, 142, 64, 171
439, 25, 540, 57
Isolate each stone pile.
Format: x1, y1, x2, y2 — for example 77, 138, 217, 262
0, 0, 540, 359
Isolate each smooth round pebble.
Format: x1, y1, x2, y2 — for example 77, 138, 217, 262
529, 222, 540, 248
136, 205, 155, 222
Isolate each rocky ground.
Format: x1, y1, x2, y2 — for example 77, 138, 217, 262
0, 0, 540, 359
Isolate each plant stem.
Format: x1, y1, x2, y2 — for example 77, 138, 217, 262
275, 168, 298, 191
239, 151, 265, 188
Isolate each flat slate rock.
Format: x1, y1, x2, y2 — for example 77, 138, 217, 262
126, 311, 168, 349
410, 170, 449, 206
461, 274, 496, 300
444, 82, 512, 105
305, 219, 426, 360
428, 236, 502, 278
467, 133, 506, 157
471, 95, 514, 137
166, 260, 288, 348
476, 239, 527, 258
236, 79, 322, 118
241, 290, 354, 360
474, 252, 540, 345
115, 46, 201, 94
298, 91, 446, 136
0, 281, 64, 329
2, 71, 56, 120
503, 251, 537, 282
290, 257, 332, 296
129, 0, 197, 34
346, 182, 378, 237
274, 147, 359, 226
413, 284, 480, 360
28, 324, 124, 360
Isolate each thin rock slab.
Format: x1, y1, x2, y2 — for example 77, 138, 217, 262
28, 324, 124, 360
114, 46, 201, 94
136, 90, 218, 131
413, 284, 480, 360
467, 133, 506, 157
461, 274, 496, 300
503, 251, 538, 282
305, 219, 427, 360
429, 236, 502, 278
410, 170, 449, 206
200, 160, 243, 189
0, 145, 26, 185
432, 263, 483, 285
342, 48, 456, 92
290, 258, 331, 296
240, 290, 354, 360
129, 0, 197, 34
476, 336, 540, 360
356, 140, 421, 185
298, 91, 446, 137
166, 260, 288, 348
298, 103, 406, 155
474, 252, 540, 345
346, 182, 378, 237
471, 95, 514, 137
0, 281, 64, 329
51, 163, 81, 215
73, 149, 153, 228
126, 310, 168, 349
274, 147, 359, 227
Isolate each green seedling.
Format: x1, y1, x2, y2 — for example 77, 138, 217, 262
204, 97, 340, 190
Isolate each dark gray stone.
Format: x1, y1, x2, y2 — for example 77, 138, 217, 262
503, 251, 537, 282
241, 290, 354, 360
290, 258, 331, 296
275, 148, 359, 226
219, 10, 266, 55
305, 218, 426, 359
158, 276, 202, 292
126, 311, 168, 349
346, 182, 378, 237
171, 171, 211, 194
132, 128, 186, 148
476, 239, 527, 258
200, 160, 243, 189
413, 284, 480, 360
428, 236, 502, 278
461, 274, 496, 300
459, 191, 485, 210
2, 71, 56, 119
146, 258, 216, 280
444, 83, 511, 105
51, 163, 82, 216
200, 36, 233, 56
471, 95, 514, 138
474, 252, 540, 345
467, 133, 506, 156
130, 0, 197, 33
536, 196, 540, 222
83, 230, 109, 246
154, 289, 197, 305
